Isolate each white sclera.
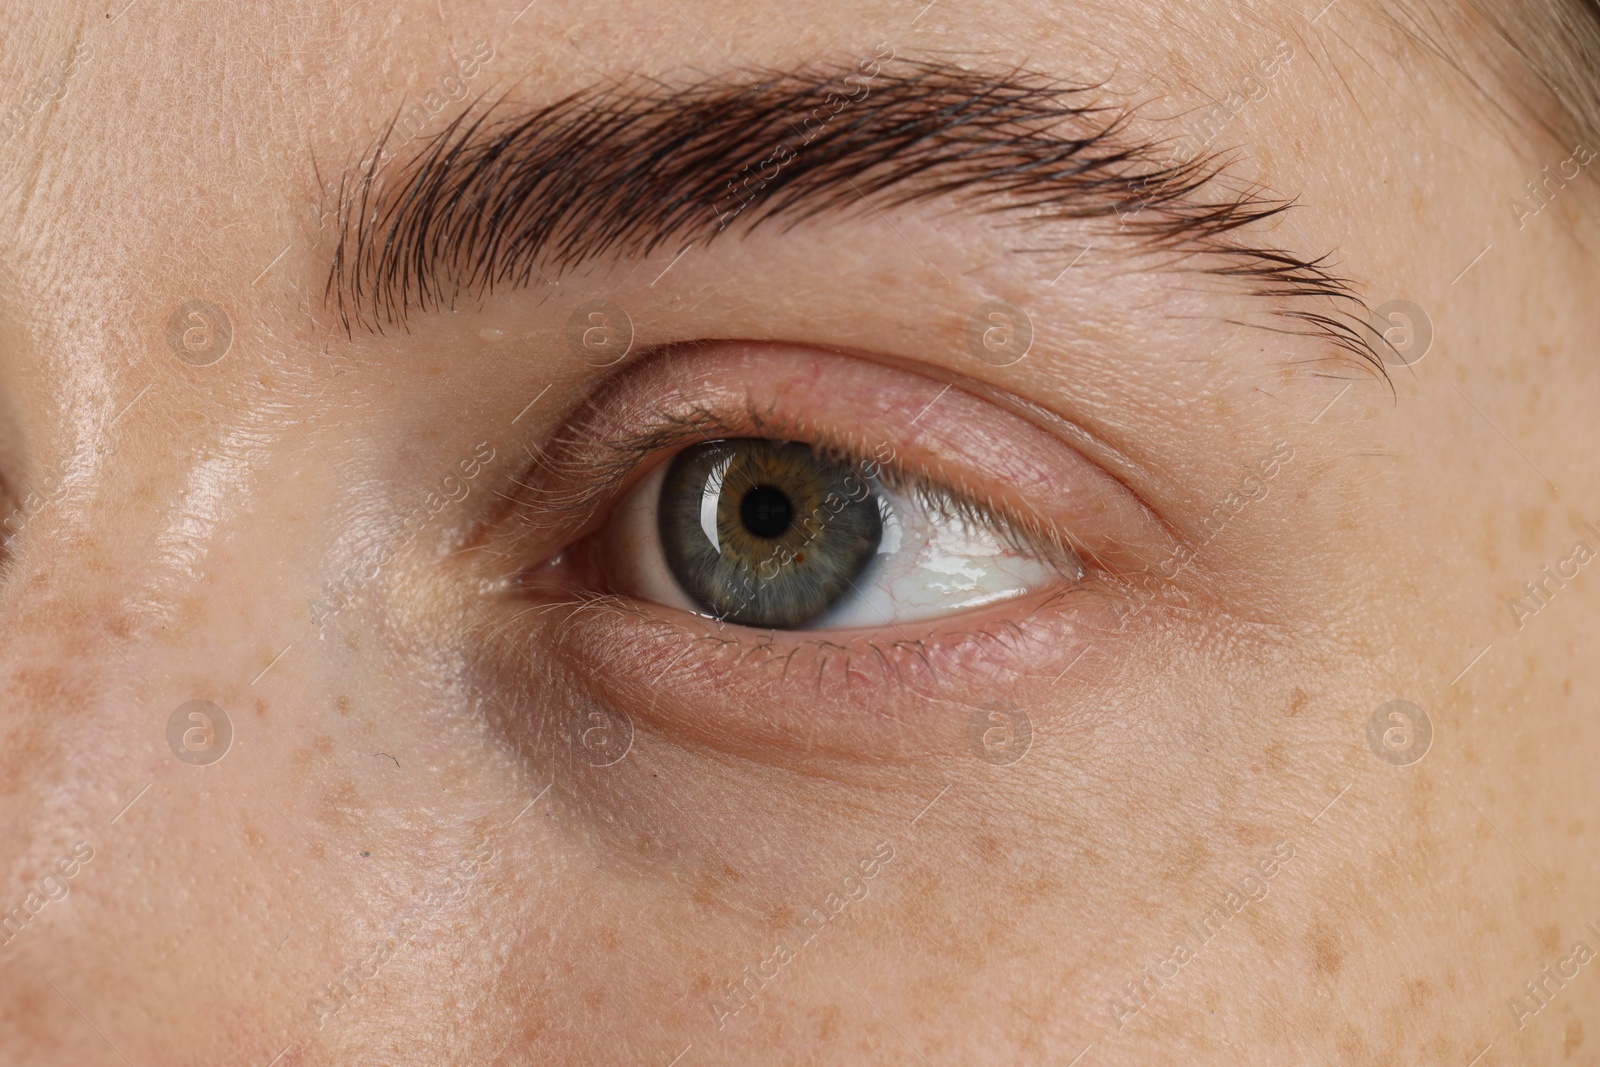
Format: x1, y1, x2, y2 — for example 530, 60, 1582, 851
810, 482, 1060, 628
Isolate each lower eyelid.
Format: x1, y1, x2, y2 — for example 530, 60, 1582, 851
493, 585, 1112, 769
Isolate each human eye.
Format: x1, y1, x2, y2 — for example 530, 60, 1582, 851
494, 342, 1166, 663
585, 434, 1082, 631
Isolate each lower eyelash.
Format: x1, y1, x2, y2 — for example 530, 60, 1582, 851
514, 580, 1084, 677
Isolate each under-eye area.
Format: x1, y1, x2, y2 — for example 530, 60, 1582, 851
456, 341, 1170, 769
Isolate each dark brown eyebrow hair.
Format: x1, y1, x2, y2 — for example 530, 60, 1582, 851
326, 56, 1382, 370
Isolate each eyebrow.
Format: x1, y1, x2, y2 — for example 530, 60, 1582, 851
327, 55, 1380, 368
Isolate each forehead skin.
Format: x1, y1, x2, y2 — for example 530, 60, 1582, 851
0, 0, 1597, 1065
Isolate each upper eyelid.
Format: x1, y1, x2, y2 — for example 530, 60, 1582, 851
511, 391, 1092, 579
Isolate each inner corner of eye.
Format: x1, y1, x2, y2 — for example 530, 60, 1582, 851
584, 436, 1075, 632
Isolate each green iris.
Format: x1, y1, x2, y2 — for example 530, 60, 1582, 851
657, 439, 884, 628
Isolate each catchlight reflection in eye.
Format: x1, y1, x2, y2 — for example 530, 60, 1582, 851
603, 438, 1074, 630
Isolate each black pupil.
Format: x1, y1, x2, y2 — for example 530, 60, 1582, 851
740, 485, 793, 539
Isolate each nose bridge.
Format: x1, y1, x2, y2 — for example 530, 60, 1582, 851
138, 419, 269, 593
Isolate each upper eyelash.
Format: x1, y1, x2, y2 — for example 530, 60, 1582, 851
868, 463, 1086, 579
510, 396, 1092, 580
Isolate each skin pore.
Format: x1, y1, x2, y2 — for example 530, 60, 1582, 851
0, 0, 1598, 1063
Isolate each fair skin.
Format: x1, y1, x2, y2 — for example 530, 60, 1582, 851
0, 0, 1596, 1063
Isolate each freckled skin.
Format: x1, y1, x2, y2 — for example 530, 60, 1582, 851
0, 1, 1596, 1065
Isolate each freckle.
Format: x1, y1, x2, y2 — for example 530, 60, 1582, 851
292, 747, 313, 772
0, 660, 80, 796
360, 717, 376, 736
439, 762, 473, 792
335, 695, 352, 717
1163, 838, 1211, 884
1570, 820, 1586, 838
4, 979, 55, 1049
254, 698, 268, 717
972, 834, 1003, 865
1287, 687, 1307, 716
344, 632, 360, 651
1311, 924, 1345, 977
1520, 505, 1548, 553
1566, 1018, 1584, 1055
1538, 924, 1561, 953
314, 735, 335, 759
243, 823, 266, 852
307, 841, 326, 860
319, 779, 363, 828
